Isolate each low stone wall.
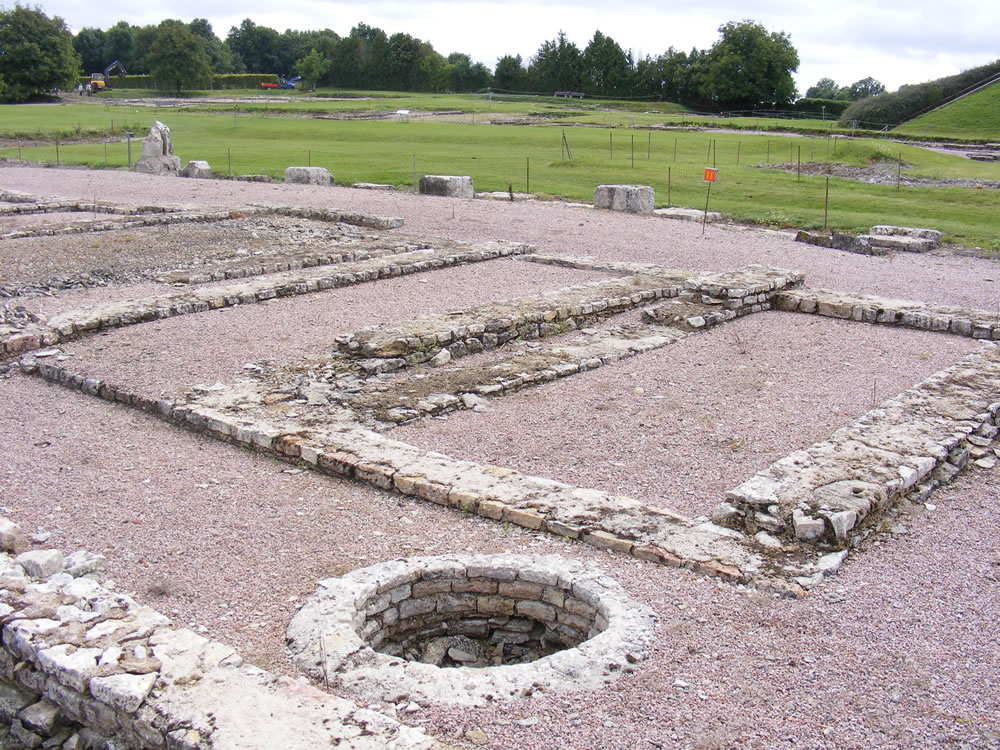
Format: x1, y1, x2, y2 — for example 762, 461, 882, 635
360, 322, 686, 426
643, 264, 804, 330
1, 241, 530, 360
715, 344, 1000, 547
795, 225, 943, 255
774, 287, 1000, 340
0, 200, 403, 242
0, 525, 438, 749
20, 353, 780, 596
337, 275, 685, 372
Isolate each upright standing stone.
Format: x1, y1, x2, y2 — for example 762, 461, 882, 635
133, 121, 182, 175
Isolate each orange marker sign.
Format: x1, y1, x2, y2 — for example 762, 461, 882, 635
703, 167, 718, 183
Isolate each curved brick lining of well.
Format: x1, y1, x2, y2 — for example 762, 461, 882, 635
287, 554, 656, 706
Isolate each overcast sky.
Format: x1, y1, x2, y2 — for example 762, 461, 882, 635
41, 0, 999, 94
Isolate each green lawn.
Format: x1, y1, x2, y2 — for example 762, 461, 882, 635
2, 102, 999, 250
895, 81, 1000, 141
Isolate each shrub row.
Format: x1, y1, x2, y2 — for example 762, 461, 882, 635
839, 59, 1000, 129
789, 98, 851, 117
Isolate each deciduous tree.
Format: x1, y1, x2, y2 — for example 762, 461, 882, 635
73, 27, 106, 76
494, 54, 527, 90
702, 20, 799, 110
0, 5, 81, 102
848, 77, 886, 100
294, 48, 329, 90
147, 21, 212, 95
805, 77, 840, 99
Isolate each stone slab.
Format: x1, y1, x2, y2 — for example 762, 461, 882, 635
418, 175, 474, 199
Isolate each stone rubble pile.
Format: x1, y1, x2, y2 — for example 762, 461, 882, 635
796, 225, 944, 256
0, 517, 440, 749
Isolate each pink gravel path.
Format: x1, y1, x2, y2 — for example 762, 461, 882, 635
2, 167, 999, 749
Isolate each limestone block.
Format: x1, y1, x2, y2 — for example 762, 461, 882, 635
133, 154, 181, 175
89, 672, 156, 713
36, 644, 102, 692
792, 510, 826, 541
62, 550, 106, 577
140, 121, 174, 159
816, 549, 849, 575
870, 225, 943, 246
284, 167, 334, 186
826, 510, 858, 540
0, 517, 23, 552
15, 549, 64, 578
17, 698, 63, 735
0, 683, 37, 722
594, 184, 654, 214
418, 175, 474, 199
655, 206, 721, 223
180, 160, 214, 179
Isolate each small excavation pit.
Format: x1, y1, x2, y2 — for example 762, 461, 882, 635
287, 554, 656, 706
367, 561, 600, 668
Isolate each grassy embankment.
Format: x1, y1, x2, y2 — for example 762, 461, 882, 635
1, 99, 999, 250
894, 81, 1000, 141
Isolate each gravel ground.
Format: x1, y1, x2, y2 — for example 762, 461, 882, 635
4, 166, 999, 309
0, 215, 385, 294
2, 167, 999, 749
393, 313, 980, 518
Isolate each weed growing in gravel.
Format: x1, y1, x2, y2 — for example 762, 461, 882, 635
146, 578, 174, 598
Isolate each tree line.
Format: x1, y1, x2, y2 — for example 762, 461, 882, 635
4, 5, 899, 115
1, 6, 809, 108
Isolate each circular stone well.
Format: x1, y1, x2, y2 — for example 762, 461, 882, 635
287, 554, 656, 706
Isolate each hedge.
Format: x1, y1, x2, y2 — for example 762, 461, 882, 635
839, 59, 1000, 129
789, 98, 851, 117
76, 73, 280, 91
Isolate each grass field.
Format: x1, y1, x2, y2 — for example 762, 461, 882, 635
2, 99, 999, 250
895, 81, 1000, 141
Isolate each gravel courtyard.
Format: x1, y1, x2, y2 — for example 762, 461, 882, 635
1, 165, 998, 749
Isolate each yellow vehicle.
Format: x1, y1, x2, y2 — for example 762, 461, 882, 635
89, 60, 127, 91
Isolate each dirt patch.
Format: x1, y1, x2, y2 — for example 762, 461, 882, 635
762, 160, 1000, 189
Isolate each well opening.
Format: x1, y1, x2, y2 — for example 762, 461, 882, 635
359, 567, 605, 667
287, 554, 656, 705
